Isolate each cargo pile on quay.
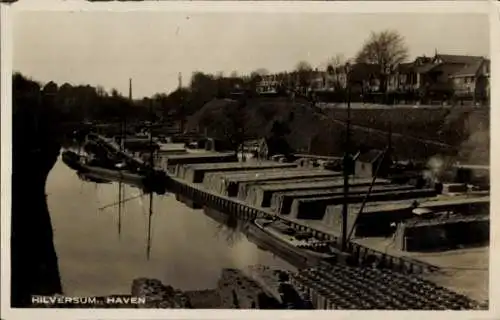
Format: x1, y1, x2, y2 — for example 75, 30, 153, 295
269, 183, 416, 215
176, 162, 297, 183
204, 168, 341, 197
290, 264, 487, 310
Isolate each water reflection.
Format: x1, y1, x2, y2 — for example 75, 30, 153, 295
210, 209, 247, 248
46, 157, 293, 297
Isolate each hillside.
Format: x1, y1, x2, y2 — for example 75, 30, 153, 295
186, 97, 489, 164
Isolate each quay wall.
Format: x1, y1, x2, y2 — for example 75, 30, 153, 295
168, 176, 439, 274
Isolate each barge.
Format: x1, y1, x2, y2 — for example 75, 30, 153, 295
246, 218, 349, 267
62, 149, 169, 194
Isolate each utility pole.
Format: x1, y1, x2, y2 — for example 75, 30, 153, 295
341, 63, 351, 252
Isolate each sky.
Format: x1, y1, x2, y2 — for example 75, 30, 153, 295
13, 11, 489, 99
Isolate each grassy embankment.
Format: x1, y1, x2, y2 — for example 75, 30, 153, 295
187, 97, 489, 164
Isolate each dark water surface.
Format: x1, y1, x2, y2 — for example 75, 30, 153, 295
46, 157, 292, 296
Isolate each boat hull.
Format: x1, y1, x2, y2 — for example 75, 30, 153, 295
83, 166, 145, 187
245, 220, 335, 268
62, 150, 86, 171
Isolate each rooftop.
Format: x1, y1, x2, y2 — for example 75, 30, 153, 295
435, 54, 485, 65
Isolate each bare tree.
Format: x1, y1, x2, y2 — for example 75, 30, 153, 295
326, 54, 347, 73
295, 60, 313, 90
96, 86, 108, 97
252, 68, 270, 76
326, 54, 348, 88
355, 30, 409, 93
249, 68, 269, 86
296, 60, 313, 72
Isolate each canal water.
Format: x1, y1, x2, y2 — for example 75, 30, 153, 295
46, 157, 293, 297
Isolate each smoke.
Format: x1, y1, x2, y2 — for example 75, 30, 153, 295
424, 110, 490, 184
423, 155, 453, 183
457, 128, 490, 166
456, 110, 489, 166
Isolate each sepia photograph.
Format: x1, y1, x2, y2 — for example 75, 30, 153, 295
1, 2, 494, 317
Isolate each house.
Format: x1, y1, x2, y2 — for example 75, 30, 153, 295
449, 58, 490, 103
353, 149, 392, 178
334, 63, 382, 94
388, 53, 489, 102
387, 60, 426, 93
308, 69, 336, 92
256, 74, 285, 95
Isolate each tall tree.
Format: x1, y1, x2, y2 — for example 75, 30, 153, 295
251, 68, 270, 77
295, 61, 313, 89
166, 87, 192, 132
326, 54, 346, 72
326, 54, 348, 90
355, 30, 409, 93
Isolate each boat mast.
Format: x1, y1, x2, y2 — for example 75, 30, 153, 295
346, 121, 392, 242
340, 63, 351, 253
117, 78, 132, 238
146, 97, 154, 260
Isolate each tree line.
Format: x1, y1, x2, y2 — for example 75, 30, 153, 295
13, 29, 408, 137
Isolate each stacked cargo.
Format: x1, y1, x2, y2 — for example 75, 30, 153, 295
237, 176, 339, 202
271, 183, 415, 215
253, 178, 387, 213
203, 168, 341, 197
178, 161, 297, 183
324, 199, 425, 238
289, 188, 437, 220
158, 152, 238, 176
290, 265, 485, 310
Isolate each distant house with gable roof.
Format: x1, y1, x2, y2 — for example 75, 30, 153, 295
449, 58, 490, 103
388, 52, 489, 104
